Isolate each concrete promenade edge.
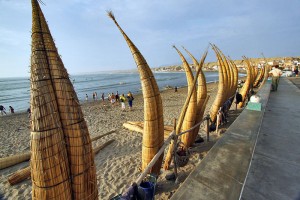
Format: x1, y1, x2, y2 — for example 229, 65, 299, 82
170, 77, 300, 200
240, 77, 300, 200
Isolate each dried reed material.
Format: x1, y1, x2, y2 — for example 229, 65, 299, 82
108, 11, 164, 175
229, 59, 239, 95
7, 141, 112, 186
123, 121, 173, 140
209, 45, 227, 122
8, 166, 31, 186
30, 1, 72, 199
217, 50, 231, 99
0, 152, 31, 170
173, 46, 197, 148
237, 56, 252, 108
163, 51, 205, 170
182, 47, 208, 140
257, 64, 270, 91
253, 66, 265, 87
31, 1, 97, 199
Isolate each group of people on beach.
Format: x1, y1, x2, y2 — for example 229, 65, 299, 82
0, 105, 14, 115
85, 91, 135, 111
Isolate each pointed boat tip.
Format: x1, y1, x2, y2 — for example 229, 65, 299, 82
107, 10, 115, 20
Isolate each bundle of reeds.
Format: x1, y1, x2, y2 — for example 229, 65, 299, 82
237, 56, 252, 108
8, 166, 31, 185
209, 45, 228, 122
30, 1, 98, 199
0, 152, 31, 170
122, 121, 173, 140
230, 59, 239, 96
182, 47, 208, 141
173, 46, 197, 148
253, 66, 265, 88
8, 141, 115, 186
163, 50, 207, 170
108, 11, 164, 176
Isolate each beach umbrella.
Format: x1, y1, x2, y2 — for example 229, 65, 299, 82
30, 1, 98, 199
107, 11, 164, 175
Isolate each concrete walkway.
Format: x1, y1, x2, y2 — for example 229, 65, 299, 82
171, 77, 300, 200
240, 77, 300, 200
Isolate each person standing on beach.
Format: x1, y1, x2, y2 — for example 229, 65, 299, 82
0, 105, 7, 115
120, 94, 126, 111
9, 106, 14, 114
116, 91, 120, 104
27, 107, 31, 118
269, 65, 282, 91
92, 92, 95, 101
111, 93, 116, 106
85, 94, 88, 101
127, 91, 134, 111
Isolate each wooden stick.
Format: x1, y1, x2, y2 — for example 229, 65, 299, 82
93, 140, 115, 155
91, 130, 116, 142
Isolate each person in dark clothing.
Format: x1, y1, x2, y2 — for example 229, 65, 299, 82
0, 105, 7, 115
9, 106, 14, 114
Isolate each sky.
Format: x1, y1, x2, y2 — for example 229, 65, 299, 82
0, 0, 300, 78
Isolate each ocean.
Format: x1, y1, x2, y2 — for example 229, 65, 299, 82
0, 71, 220, 113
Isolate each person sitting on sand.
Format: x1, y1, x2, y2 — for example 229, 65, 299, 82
120, 94, 126, 111
0, 105, 7, 115
127, 91, 134, 111
9, 106, 14, 114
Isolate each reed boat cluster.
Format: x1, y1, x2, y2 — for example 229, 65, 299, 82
30, 0, 98, 199
3, 2, 270, 198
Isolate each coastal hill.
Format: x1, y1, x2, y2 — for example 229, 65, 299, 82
152, 56, 300, 72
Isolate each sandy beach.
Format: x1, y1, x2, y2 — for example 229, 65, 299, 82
0, 81, 242, 200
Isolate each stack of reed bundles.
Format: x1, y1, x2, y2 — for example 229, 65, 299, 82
108, 11, 164, 176
8, 140, 115, 186
173, 46, 197, 149
238, 56, 254, 108
30, 1, 98, 199
209, 45, 227, 122
183, 47, 208, 140
163, 50, 208, 170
